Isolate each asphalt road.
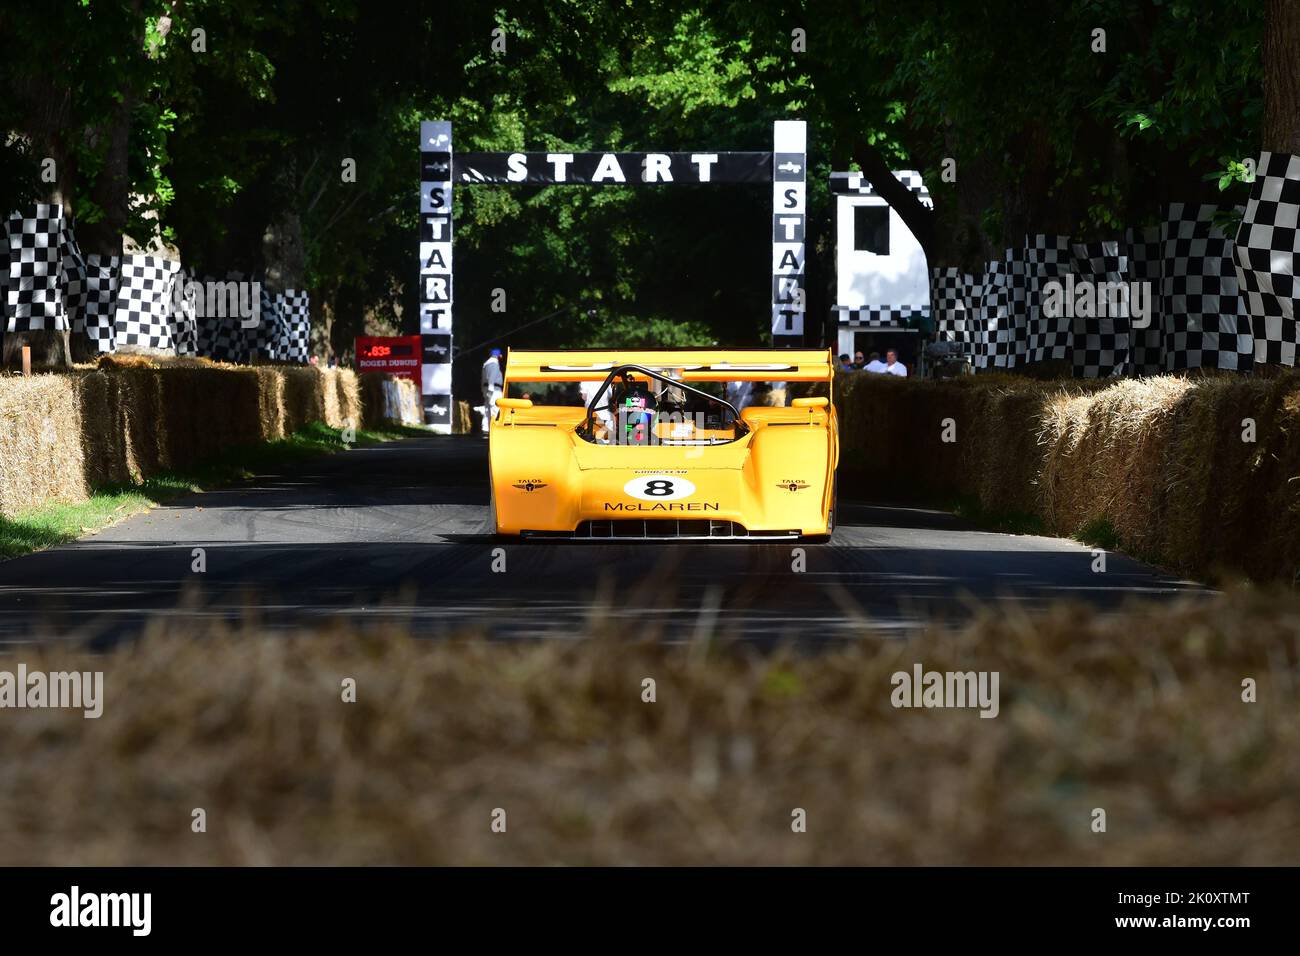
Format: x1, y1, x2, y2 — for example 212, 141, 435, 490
0, 436, 1205, 645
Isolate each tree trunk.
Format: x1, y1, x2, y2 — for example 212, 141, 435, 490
64, 90, 133, 365
262, 208, 307, 294
1264, 0, 1300, 154
316, 291, 336, 365
262, 161, 308, 297
77, 94, 132, 257
5, 70, 77, 370
850, 139, 936, 259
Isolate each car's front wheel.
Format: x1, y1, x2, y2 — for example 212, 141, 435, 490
803, 476, 837, 543
486, 459, 500, 536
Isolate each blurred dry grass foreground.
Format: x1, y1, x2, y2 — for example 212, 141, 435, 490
0, 588, 1295, 865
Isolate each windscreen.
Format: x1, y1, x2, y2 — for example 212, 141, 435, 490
573, 366, 758, 446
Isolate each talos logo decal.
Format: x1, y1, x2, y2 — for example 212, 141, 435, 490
623, 474, 696, 501
777, 479, 810, 492
512, 479, 548, 492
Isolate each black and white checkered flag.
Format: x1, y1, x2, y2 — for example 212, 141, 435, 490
833, 305, 929, 328
5, 204, 69, 332
82, 254, 120, 353
931, 267, 969, 353
59, 220, 88, 331
1024, 235, 1073, 365
1160, 203, 1253, 371
248, 287, 283, 361
1235, 151, 1300, 366
975, 259, 1017, 370
170, 269, 199, 356
1070, 241, 1130, 378
279, 289, 311, 363
1125, 227, 1164, 375
1004, 247, 1031, 367
114, 255, 180, 350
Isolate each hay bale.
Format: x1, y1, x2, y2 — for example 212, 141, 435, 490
1039, 378, 1183, 547
319, 369, 344, 428
1157, 374, 1300, 580
96, 354, 157, 370
76, 369, 132, 487
1262, 384, 1300, 581
0, 373, 88, 515
455, 399, 477, 434
0, 361, 377, 519
153, 366, 263, 467
282, 367, 325, 432
114, 364, 167, 477
335, 369, 361, 428
359, 373, 388, 429
971, 385, 1051, 515
251, 367, 288, 441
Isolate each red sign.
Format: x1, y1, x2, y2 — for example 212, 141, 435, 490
355, 335, 421, 384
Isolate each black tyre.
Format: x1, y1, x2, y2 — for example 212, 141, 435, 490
803, 475, 837, 544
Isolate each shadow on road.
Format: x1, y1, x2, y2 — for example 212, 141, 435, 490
0, 435, 1207, 647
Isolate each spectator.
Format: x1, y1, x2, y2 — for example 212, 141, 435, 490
480, 348, 504, 434
884, 349, 908, 377
852, 350, 866, 369
864, 351, 888, 373
726, 379, 754, 410
579, 378, 614, 432
838, 353, 853, 372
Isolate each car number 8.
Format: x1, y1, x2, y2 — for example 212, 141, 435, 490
624, 475, 696, 501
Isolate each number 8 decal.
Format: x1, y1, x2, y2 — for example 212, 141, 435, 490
624, 474, 696, 501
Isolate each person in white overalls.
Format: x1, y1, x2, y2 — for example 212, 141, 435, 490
480, 349, 503, 435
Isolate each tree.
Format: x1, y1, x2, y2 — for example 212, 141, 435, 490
1263, 0, 1300, 154
0, 0, 1277, 371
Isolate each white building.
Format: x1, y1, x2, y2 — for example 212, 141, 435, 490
830, 170, 932, 363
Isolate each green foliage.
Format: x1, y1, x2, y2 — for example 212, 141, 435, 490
1075, 517, 1123, 553
0, 0, 1270, 363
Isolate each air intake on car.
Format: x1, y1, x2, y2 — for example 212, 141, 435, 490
522, 520, 799, 540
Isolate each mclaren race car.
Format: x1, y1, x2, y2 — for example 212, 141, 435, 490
487, 349, 838, 540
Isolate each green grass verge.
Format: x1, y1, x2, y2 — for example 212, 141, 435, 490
949, 496, 1047, 536
1072, 516, 1124, 552
950, 497, 1160, 569
0, 421, 429, 561
952, 498, 1133, 553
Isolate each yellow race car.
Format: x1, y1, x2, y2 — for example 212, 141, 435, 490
487, 349, 838, 540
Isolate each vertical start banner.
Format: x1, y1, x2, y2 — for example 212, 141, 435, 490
419, 120, 454, 432
772, 120, 807, 340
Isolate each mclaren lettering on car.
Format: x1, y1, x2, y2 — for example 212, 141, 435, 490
487, 349, 838, 540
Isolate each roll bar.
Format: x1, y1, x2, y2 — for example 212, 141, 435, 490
578, 364, 750, 440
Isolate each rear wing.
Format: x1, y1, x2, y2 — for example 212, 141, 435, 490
504, 348, 835, 383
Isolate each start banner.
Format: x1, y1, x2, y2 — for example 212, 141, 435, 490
452, 152, 775, 184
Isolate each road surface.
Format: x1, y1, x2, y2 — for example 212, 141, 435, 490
0, 436, 1205, 645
